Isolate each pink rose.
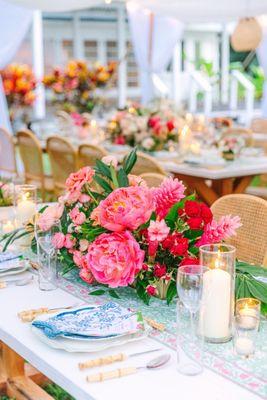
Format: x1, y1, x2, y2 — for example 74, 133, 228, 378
79, 239, 89, 252
38, 203, 64, 231
101, 155, 118, 168
90, 206, 101, 226
73, 250, 83, 267
79, 194, 91, 203
69, 207, 86, 225
52, 232, 65, 249
146, 285, 157, 296
147, 220, 170, 242
128, 174, 147, 187
86, 231, 144, 288
95, 186, 155, 232
66, 166, 95, 194
79, 268, 94, 284
64, 234, 76, 249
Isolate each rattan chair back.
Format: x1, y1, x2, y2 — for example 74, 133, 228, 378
251, 118, 267, 133
78, 144, 108, 168
130, 152, 166, 176
140, 172, 166, 188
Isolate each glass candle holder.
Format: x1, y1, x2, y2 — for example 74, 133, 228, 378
199, 244, 236, 343
233, 315, 260, 358
15, 184, 37, 226
236, 298, 261, 329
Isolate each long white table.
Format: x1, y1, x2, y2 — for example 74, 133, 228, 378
0, 276, 261, 400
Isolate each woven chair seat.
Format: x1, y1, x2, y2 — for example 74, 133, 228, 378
211, 194, 267, 267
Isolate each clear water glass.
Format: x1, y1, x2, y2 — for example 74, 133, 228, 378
176, 265, 207, 376
35, 218, 61, 291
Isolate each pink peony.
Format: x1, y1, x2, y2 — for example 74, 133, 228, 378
52, 232, 65, 249
38, 203, 64, 231
196, 215, 242, 247
66, 166, 94, 194
69, 207, 86, 225
147, 220, 170, 242
92, 186, 155, 232
79, 267, 94, 284
86, 231, 144, 288
153, 177, 185, 219
101, 155, 118, 168
128, 174, 147, 187
64, 234, 76, 249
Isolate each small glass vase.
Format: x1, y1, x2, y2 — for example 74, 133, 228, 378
199, 244, 236, 343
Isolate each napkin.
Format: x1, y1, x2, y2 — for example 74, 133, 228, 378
0, 252, 22, 265
32, 302, 144, 339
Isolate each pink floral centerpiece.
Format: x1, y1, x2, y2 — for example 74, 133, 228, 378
3, 150, 241, 304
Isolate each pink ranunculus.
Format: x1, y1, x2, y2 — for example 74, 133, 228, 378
73, 250, 83, 267
101, 155, 118, 168
147, 220, 170, 242
52, 232, 65, 249
79, 194, 91, 203
153, 177, 186, 219
79, 239, 89, 252
86, 231, 144, 288
66, 166, 95, 194
38, 203, 64, 231
69, 207, 86, 225
79, 267, 94, 284
64, 233, 76, 249
128, 174, 147, 187
95, 186, 154, 232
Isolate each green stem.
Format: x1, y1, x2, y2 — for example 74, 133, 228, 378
110, 165, 119, 188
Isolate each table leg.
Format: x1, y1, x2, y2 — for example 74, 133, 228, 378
174, 174, 219, 205
1, 342, 52, 400
233, 176, 253, 194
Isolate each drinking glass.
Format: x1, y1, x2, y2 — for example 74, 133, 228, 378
176, 265, 207, 375
35, 218, 61, 291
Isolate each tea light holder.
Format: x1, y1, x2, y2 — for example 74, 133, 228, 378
199, 244, 236, 343
233, 314, 260, 358
15, 185, 37, 227
235, 298, 261, 330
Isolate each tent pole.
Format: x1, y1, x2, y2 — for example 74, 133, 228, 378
172, 42, 182, 106
117, 4, 127, 109
73, 12, 83, 59
221, 23, 229, 104
32, 10, 45, 120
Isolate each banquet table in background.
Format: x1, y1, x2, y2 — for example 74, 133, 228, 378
161, 157, 267, 205
0, 274, 265, 400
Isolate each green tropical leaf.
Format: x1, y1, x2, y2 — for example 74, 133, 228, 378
94, 159, 112, 179
89, 289, 106, 296
108, 289, 120, 299
117, 168, 129, 187
246, 278, 267, 304
184, 229, 203, 240
93, 175, 113, 193
123, 148, 137, 174
166, 281, 177, 305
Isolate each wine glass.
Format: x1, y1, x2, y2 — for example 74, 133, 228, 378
35, 218, 61, 291
176, 265, 207, 375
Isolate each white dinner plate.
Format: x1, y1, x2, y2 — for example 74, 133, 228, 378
0, 264, 29, 277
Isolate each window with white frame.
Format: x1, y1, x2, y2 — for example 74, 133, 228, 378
84, 40, 98, 63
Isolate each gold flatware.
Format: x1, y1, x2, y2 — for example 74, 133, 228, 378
86, 354, 170, 383
18, 302, 84, 322
79, 348, 161, 370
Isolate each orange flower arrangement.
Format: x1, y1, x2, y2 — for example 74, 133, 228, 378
1, 63, 36, 107
43, 60, 116, 112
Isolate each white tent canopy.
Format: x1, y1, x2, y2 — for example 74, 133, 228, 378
6, 0, 267, 22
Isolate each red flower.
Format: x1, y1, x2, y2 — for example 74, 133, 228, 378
185, 200, 201, 217
180, 257, 199, 266
166, 120, 175, 132
146, 285, 157, 296
114, 136, 126, 145
178, 208, 184, 217
187, 217, 203, 230
148, 116, 161, 128
148, 240, 159, 257
200, 204, 213, 224
142, 263, 149, 271
170, 237, 189, 256
154, 263, 167, 278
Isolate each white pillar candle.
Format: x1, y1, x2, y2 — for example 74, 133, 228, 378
201, 267, 231, 340
235, 337, 254, 356
17, 197, 36, 225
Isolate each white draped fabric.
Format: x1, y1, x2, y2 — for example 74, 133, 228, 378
0, 0, 33, 133
127, 2, 184, 104
257, 17, 267, 117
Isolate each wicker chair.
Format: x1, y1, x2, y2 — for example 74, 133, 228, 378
140, 172, 166, 188
251, 118, 267, 133
130, 152, 166, 176
78, 144, 108, 168
17, 130, 54, 201
47, 136, 78, 195
0, 126, 17, 177
222, 127, 254, 146
211, 194, 267, 267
